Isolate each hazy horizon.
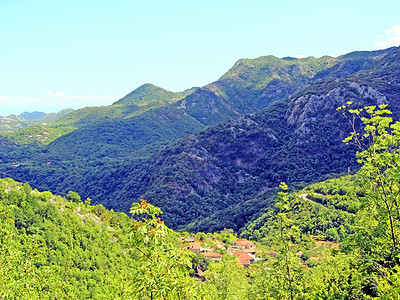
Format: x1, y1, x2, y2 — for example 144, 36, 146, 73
1, 0, 400, 115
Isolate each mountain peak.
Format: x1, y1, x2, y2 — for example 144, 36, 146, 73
113, 83, 182, 106
135, 83, 162, 91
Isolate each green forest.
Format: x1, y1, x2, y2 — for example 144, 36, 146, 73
2, 104, 400, 298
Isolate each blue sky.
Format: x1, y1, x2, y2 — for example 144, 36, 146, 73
1, 0, 400, 115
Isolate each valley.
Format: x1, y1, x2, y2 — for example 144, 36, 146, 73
1, 47, 399, 233
2, 45, 400, 295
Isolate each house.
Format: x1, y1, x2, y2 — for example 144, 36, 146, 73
189, 242, 201, 253
201, 252, 222, 261
233, 250, 255, 267
235, 239, 256, 249
235, 239, 247, 247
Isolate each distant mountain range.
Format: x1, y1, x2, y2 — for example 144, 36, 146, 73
20, 111, 47, 120
1, 46, 399, 232
0, 109, 74, 133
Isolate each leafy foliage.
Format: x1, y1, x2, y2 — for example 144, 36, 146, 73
129, 200, 201, 299
0, 178, 138, 298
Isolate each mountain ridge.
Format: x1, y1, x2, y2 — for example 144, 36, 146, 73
2, 46, 400, 232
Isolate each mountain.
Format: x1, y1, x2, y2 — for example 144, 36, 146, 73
114, 83, 198, 106
103, 46, 400, 230
0, 84, 202, 147
1, 49, 387, 146
3, 49, 400, 299
2, 47, 400, 232
38, 108, 75, 124
175, 48, 395, 127
173, 55, 338, 126
0, 109, 74, 133
20, 111, 46, 120
44, 105, 204, 160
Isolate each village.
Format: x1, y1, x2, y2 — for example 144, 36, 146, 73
181, 232, 341, 271
181, 235, 268, 267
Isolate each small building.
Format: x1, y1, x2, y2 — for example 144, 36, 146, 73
189, 242, 201, 253
235, 239, 247, 246
201, 252, 222, 261
233, 250, 255, 267
235, 239, 256, 249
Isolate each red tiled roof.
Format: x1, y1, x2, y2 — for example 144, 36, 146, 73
233, 250, 254, 265
235, 239, 256, 248
235, 239, 248, 246
189, 242, 201, 251
202, 252, 222, 258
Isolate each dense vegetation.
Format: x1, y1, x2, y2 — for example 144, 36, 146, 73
1, 47, 400, 234
3, 104, 400, 298
0, 177, 136, 298
240, 175, 360, 243
1, 124, 76, 146
0, 177, 204, 298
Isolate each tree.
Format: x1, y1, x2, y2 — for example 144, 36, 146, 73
339, 103, 400, 292
66, 191, 81, 203
129, 200, 201, 299
270, 183, 304, 299
203, 254, 249, 299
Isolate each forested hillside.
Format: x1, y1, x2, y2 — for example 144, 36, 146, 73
0, 177, 203, 298
3, 106, 400, 299
1, 47, 400, 232
0, 176, 367, 298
